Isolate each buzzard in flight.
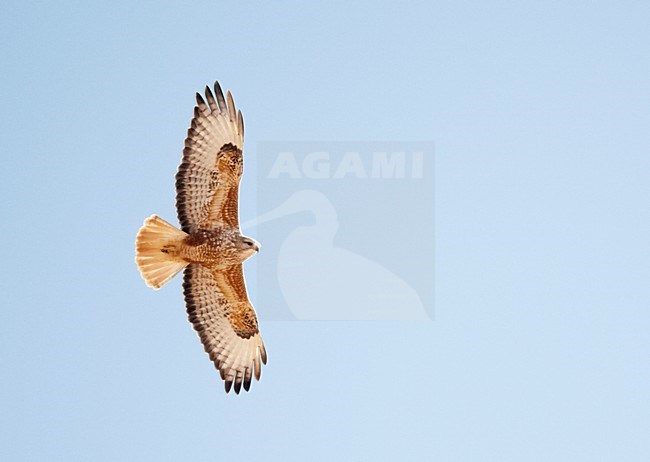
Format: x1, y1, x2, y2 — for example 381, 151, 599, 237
135, 81, 266, 394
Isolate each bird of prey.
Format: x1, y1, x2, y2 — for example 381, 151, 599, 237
135, 81, 266, 394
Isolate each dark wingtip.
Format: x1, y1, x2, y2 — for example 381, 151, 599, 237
204, 85, 218, 111
234, 380, 242, 395
225, 380, 233, 393
213, 81, 227, 112
243, 367, 252, 392
196, 92, 205, 106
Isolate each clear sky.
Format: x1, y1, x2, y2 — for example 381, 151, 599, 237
2, 1, 649, 461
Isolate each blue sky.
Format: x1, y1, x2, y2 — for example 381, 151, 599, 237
1, 1, 649, 460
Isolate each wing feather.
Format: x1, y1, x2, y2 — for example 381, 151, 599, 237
253, 352, 262, 380
214, 81, 227, 113
175, 81, 245, 233
226, 91, 236, 122
183, 263, 266, 394
204, 85, 219, 111
237, 109, 244, 138
195, 92, 208, 113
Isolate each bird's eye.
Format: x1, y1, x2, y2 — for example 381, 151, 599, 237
246, 241, 253, 246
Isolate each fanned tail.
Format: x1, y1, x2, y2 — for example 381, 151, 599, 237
135, 215, 189, 289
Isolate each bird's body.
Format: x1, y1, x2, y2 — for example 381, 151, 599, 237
135, 81, 266, 394
165, 227, 258, 270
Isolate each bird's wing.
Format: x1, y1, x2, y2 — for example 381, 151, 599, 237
183, 263, 266, 394
176, 82, 245, 233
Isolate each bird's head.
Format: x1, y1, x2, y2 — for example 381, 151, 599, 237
237, 235, 261, 261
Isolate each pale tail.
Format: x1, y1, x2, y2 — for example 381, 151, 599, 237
135, 215, 189, 290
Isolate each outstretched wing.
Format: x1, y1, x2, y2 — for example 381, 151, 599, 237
176, 81, 245, 233
183, 263, 267, 394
